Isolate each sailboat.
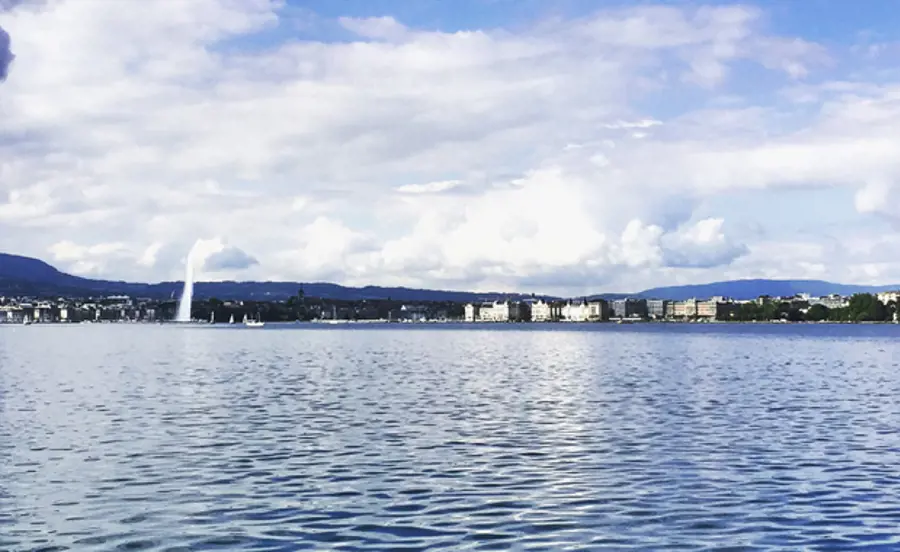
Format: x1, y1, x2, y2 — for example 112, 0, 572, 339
229, 314, 235, 325
245, 313, 265, 328
210, 311, 216, 324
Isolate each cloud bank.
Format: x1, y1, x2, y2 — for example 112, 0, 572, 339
1, 1, 899, 294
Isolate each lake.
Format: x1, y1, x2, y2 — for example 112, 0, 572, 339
2, 323, 900, 550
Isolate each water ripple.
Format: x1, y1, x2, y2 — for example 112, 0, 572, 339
2, 323, 900, 550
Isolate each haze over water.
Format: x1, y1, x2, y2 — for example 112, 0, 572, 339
2, 323, 900, 550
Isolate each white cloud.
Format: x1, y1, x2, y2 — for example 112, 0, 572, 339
47, 240, 130, 276
0, 1, 898, 294
854, 179, 900, 220
602, 119, 662, 129
395, 180, 462, 194
137, 242, 163, 268
661, 218, 749, 268
339, 16, 408, 41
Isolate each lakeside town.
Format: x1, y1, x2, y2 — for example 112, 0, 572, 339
1, 290, 899, 325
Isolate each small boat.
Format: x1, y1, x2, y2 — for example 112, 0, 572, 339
245, 313, 265, 328
229, 314, 235, 325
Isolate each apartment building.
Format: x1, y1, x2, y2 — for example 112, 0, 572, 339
646, 299, 669, 319
464, 303, 483, 322
671, 299, 698, 318
611, 298, 648, 319
696, 299, 735, 319
561, 300, 608, 322
809, 294, 848, 310
561, 300, 590, 322
587, 300, 609, 321
530, 300, 561, 322
464, 301, 529, 322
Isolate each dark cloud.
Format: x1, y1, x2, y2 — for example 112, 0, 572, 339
203, 246, 259, 272
0, 25, 13, 82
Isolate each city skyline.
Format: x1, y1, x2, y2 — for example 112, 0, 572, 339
2, 1, 900, 296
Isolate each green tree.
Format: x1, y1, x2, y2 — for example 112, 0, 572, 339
762, 301, 781, 321
828, 307, 849, 322
786, 307, 804, 322
847, 293, 886, 322
805, 304, 829, 322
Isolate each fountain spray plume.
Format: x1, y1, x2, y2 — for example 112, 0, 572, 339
176, 242, 200, 322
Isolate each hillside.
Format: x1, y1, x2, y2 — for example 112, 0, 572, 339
2, 253, 898, 302
0, 253, 535, 302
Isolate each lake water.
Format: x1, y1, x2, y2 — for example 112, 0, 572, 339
2, 323, 900, 551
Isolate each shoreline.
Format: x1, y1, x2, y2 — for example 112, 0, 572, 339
3, 319, 897, 326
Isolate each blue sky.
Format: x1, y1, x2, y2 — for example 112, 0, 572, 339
277, 0, 900, 42
1, 0, 900, 294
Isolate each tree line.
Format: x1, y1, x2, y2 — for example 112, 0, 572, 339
729, 294, 897, 322
180, 292, 466, 322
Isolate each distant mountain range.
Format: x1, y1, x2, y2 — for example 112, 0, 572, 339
0, 253, 535, 302
1, 252, 898, 302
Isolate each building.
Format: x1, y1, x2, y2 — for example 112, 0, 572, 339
464, 303, 481, 322
464, 301, 528, 322
561, 300, 607, 322
530, 300, 561, 322
646, 299, 669, 319
809, 294, 847, 310
877, 291, 900, 305
611, 298, 648, 319
671, 299, 698, 318
561, 300, 590, 322
0, 305, 23, 323
587, 300, 609, 321
696, 298, 735, 320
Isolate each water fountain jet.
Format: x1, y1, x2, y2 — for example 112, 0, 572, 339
175, 243, 198, 323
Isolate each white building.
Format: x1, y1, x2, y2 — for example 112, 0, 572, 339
0, 306, 22, 323
877, 291, 900, 305
587, 301, 608, 320
809, 294, 847, 309
561, 300, 607, 322
464, 303, 481, 322
530, 300, 557, 322
464, 301, 527, 322
562, 300, 590, 322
